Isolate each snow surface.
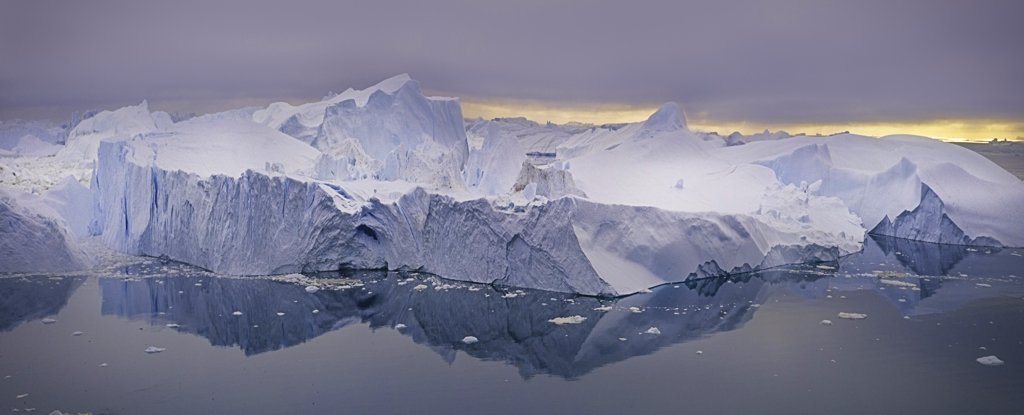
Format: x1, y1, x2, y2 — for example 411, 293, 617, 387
3, 74, 1023, 295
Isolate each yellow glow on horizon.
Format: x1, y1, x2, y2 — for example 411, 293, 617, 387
459, 99, 1024, 142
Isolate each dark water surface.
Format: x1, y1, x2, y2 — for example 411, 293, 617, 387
2, 236, 1023, 414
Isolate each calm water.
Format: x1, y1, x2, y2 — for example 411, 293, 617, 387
1, 236, 1023, 414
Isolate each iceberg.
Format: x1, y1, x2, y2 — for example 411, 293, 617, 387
3, 75, 1023, 295
0, 188, 88, 273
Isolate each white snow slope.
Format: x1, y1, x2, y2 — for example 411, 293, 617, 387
4, 75, 1023, 295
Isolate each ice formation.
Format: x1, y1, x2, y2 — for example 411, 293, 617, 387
2, 74, 1023, 295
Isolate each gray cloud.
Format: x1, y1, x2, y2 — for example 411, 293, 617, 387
1, 0, 1021, 123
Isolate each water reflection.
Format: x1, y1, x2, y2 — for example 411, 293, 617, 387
0, 275, 84, 331
90, 236, 1023, 378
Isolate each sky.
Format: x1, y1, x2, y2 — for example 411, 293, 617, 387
1, 0, 1022, 140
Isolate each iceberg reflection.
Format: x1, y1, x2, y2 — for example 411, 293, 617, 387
96, 238, 1023, 378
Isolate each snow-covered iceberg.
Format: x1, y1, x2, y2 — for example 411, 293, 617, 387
3, 75, 1023, 295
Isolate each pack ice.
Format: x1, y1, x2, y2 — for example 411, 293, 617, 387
2, 74, 1022, 295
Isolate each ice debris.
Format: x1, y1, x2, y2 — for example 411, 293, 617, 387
548, 316, 587, 325
976, 355, 1004, 366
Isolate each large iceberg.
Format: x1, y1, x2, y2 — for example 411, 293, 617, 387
3, 75, 1023, 295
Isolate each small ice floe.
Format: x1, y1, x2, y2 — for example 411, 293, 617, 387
897, 298, 907, 303
394, 324, 407, 330
501, 293, 519, 299
838, 312, 867, 320
144, 346, 166, 354
979, 346, 988, 350
880, 279, 916, 288
71, 331, 84, 336
820, 320, 833, 326
976, 283, 992, 288
750, 304, 761, 308
166, 323, 180, 328
304, 285, 320, 293
413, 284, 428, 291
231, 311, 243, 316
644, 327, 662, 335
976, 355, 1004, 366
311, 309, 319, 314
41, 318, 57, 324
194, 283, 202, 287
461, 336, 479, 344
16, 393, 28, 399
548, 316, 587, 325
695, 350, 703, 355
618, 337, 628, 341
276, 312, 285, 316
593, 306, 613, 312
816, 265, 835, 270
629, 307, 643, 314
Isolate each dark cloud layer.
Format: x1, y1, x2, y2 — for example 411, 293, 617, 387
1, 0, 1022, 123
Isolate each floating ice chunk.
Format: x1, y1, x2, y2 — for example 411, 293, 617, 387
644, 327, 662, 335
394, 324, 407, 330
166, 323, 180, 328
696, 350, 703, 355
71, 331, 83, 336
144, 346, 166, 354
99, 363, 108, 367
880, 279, 916, 288
618, 337, 627, 341
305, 285, 320, 293
838, 312, 867, 320
593, 306, 612, 312
548, 316, 587, 325
976, 355, 1004, 366
629, 307, 643, 314
461, 336, 478, 344
41, 318, 57, 324
276, 312, 285, 316
501, 293, 519, 298
413, 284, 428, 291
231, 311, 243, 316
820, 320, 833, 326
312, 309, 319, 314
976, 283, 992, 288
16, 393, 28, 399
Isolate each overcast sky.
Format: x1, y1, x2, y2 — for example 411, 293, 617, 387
1, 0, 1022, 130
